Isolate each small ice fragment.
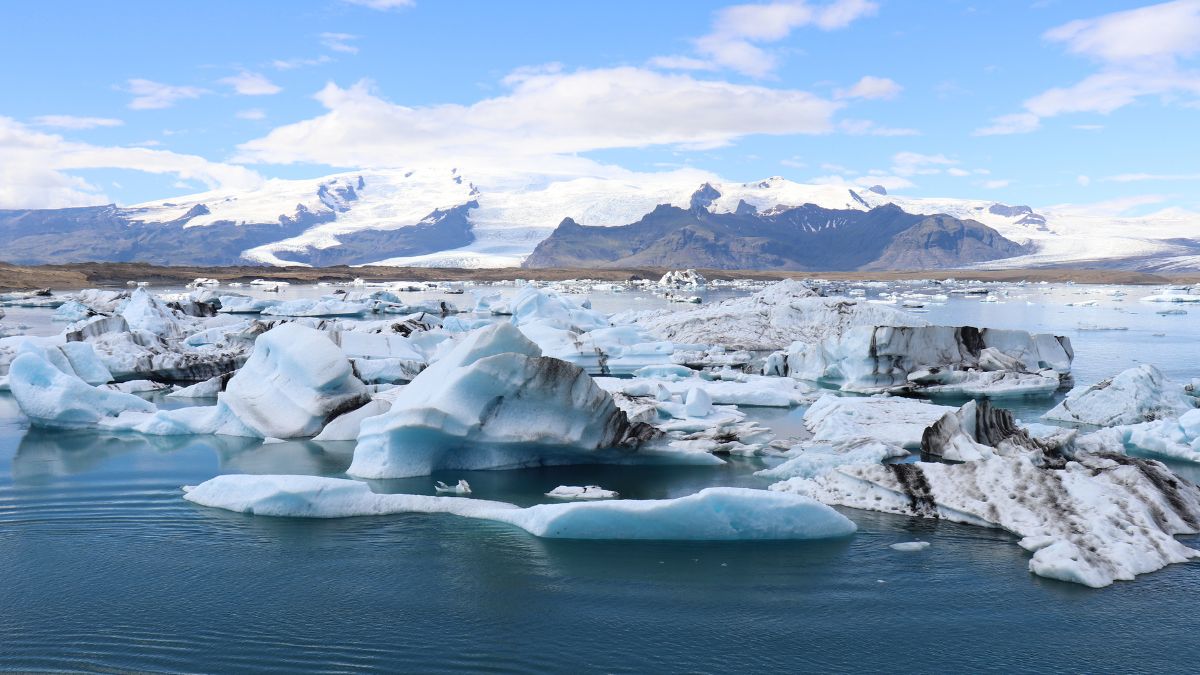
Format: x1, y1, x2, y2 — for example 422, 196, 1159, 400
890, 541, 931, 552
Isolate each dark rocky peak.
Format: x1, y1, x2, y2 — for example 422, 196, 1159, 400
867, 185, 887, 195
988, 203, 1034, 217
848, 189, 870, 209
356, 175, 365, 190
689, 183, 721, 210
734, 199, 758, 216
181, 203, 210, 219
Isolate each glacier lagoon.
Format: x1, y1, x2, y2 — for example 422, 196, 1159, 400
3, 279, 1200, 671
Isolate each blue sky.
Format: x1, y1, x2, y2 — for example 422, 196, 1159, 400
2, 0, 1199, 216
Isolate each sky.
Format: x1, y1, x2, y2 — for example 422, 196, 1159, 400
2, 0, 1199, 218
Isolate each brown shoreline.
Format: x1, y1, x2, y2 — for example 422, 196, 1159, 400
1, 261, 1196, 291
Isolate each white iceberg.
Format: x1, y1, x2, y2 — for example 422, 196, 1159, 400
7, 351, 154, 427
348, 323, 655, 479
261, 298, 375, 318
1044, 365, 1195, 427
183, 475, 857, 540
618, 280, 923, 351
545, 485, 619, 500
594, 373, 815, 408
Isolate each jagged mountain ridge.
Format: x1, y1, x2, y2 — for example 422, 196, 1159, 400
0, 167, 1198, 270
522, 196, 1027, 270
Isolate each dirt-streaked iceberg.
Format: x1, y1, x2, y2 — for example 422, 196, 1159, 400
348, 323, 658, 478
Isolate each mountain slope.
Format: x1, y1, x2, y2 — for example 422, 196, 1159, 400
522, 196, 1026, 270
1, 168, 1198, 270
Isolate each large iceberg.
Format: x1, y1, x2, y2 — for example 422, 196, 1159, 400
617, 280, 923, 351
1044, 364, 1195, 427
781, 324, 1072, 396
348, 323, 657, 478
7, 351, 154, 427
774, 448, 1200, 588
105, 323, 370, 439
183, 475, 857, 540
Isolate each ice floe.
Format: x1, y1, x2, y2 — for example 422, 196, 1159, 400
617, 280, 923, 351
183, 475, 856, 540
1044, 364, 1195, 427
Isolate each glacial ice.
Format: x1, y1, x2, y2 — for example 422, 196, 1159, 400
1044, 364, 1195, 427
781, 325, 1072, 395
261, 298, 375, 318
348, 323, 655, 478
7, 352, 154, 427
802, 394, 957, 449
545, 485, 619, 499
774, 449, 1200, 587
594, 373, 816, 408
183, 475, 857, 540
617, 280, 924, 351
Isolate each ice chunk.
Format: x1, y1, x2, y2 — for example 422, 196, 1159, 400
890, 541, 930, 552
262, 298, 375, 318
7, 352, 154, 427
545, 485, 619, 500
313, 399, 391, 442
1044, 365, 1195, 427
784, 325, 1072, 395
167, 373, 231, 398
756, 439, 908, 480
775, 449, 1200, 587
348, 323, 654, 478
183, 475, 856, 540
803, 394, 957, 449
594, 373, 815, 408
618, 280, 922, 351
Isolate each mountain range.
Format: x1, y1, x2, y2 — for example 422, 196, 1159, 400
1, 167, 1198, 271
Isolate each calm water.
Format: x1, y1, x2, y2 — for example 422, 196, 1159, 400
2, 281, 1200, 672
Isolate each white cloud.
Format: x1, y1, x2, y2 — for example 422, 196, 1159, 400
219, 71, 282, 96
974, 112, 1040, 136
236, 108, 267, 120
981, 179, 1011, 189
654, 0, 878, 77
835, 75, 901, 100
234, 68, 841, 169
946, 167, 970, 177
1044, 0, 1200, 63
272, 55, 333, 70
838, 119, 919, 136
976, 1, 1200, 134
321, 32, 360, 54
124, 79, 207, 110
891, 151, 956, 176
1104, 172, 1200, 182
810, 173, 915, 191
1077, 175, 1091, 186
780, 156, 807, 168
0, 117, 262, 209
341, 0, 414, 9
646, 55, 716, 71
32, 115, 123, 130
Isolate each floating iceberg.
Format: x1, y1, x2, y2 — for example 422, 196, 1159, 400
618, 280, 922, 351
7, 351, 154, 427
1044, 365, 1195, 427
781, 325, 1072, 396
348, 323, 656, 479
545, 485, 619, 500
183, 475, 856, 540
261, 298, 375, 318
774, 448, 1200, 587
802, 394, 957, 449
1077, 409, 1200, 464
594, 373, 815, 408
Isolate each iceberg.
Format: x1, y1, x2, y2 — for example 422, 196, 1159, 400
348, 323, 657, 479
7, 351, 154, 427
106, 323, 370, 439
594, 373, 815, 408
802, 394, 957, 449
781, 324, 1072, 396
261, 298, 375, 318
620, 280, 925, 351
545, 485, 619, 500
774, 448, 1200, 587
183, 475, 857, 540
1044, 365, 1195, 427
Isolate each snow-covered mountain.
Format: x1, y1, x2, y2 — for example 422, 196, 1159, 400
2, 166, 1199, 270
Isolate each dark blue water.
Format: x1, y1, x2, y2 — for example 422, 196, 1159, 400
4, 283, 1200, 672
